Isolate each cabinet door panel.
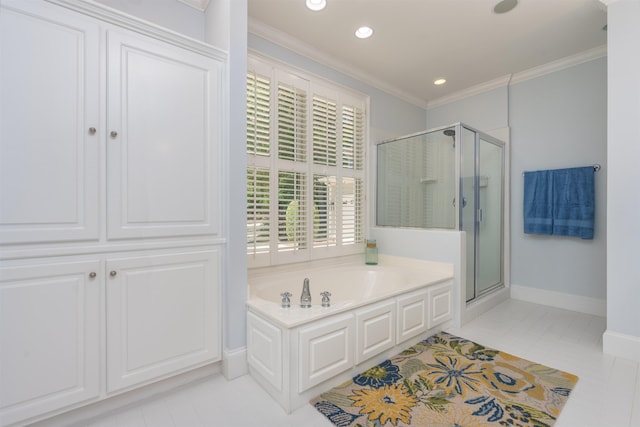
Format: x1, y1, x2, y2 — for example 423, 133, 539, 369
106, 250, 221, 392
298, 314, 353, 393
0, 260, 100, 425
0, 1, 100, 244
107, 30, 223, 239
396, 290, 428, 344
355, 301, 396, 364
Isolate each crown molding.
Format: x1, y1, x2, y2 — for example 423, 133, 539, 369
248, 18, 429, 109
249, 18, 606, 112
509, 44, 607, 86
177, 0, 210, 11
427, 75, 513, 109
427, 44, 607, 110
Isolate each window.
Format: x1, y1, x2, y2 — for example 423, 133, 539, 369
247, 56, 367, 267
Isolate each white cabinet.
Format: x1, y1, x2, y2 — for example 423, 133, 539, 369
0, 259, 101, 426
0, 0, 100, 244
427, 281, 453, 329
396, 289, 428, 344
298, 314, 354, 393
106, 30, 222, 239
1, 0, 224, 245
355, 300, 396, 364
247, 312, 283, 391
106, 250, 221, 392
0, 0, 226, 425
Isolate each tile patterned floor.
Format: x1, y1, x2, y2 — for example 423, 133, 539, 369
40, 300, 640, 427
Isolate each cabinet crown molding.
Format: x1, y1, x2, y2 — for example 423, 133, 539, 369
46, 0, 227, 60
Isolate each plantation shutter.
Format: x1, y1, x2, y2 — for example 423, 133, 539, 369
246, 167, 270, 255
278, 82, 307, 162
246, 55, 368, 267
247, 72, 271, 157
278, 171, 307, 252
312, 95, 337, 166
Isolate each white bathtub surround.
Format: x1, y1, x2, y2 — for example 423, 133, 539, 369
246, 255, 454, 413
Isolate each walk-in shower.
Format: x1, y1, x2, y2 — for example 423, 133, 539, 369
377, 123, 506, 303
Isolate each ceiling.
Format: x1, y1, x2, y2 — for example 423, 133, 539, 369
247, 0, 608, 107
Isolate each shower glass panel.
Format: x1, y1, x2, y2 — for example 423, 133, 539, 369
377, 129, 455, 228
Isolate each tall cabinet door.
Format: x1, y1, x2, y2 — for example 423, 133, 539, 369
106, 30, 223, 240
0, 1, 100, 244
0, 260, 100, 425
106, 250, 221, 392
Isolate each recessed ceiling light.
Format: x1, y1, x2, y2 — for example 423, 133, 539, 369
493, 0, 517, 14
434, 78, 447, 86
306, 0, 326, 11
355, 26, 374, 39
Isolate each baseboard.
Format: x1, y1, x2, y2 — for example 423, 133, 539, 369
603, 330, 640, 362
510, 284, 606, 317
223, 346, 248, 380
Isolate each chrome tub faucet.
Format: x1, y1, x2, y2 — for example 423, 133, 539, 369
300, 278, 311, 308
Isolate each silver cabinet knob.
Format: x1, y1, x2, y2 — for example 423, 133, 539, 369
110, 271, 117, 277
89, 272, 97, 278
89, 127, 96, 135
110, 131, 118, 138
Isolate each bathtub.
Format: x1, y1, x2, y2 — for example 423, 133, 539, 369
247, 255, 454, 328
246, 255, 455, 413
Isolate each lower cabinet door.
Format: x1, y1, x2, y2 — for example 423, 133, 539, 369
396, 289, 428, 344
106, 249, 221, 392
298, 314, 354, 393
355, 300, 396, 364
427, 281, 453, 329
0, 259, 100, 425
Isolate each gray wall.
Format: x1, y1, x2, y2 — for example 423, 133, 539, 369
426, 57, 607, 303
510, 58, 607, 300
95, 0, 206, 40
426, 86, 509, 131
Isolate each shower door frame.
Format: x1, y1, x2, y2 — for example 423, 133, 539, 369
455, 123, 506, 303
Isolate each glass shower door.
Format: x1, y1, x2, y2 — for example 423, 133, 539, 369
460, 127, 476, 302
477, 137, 504, 296
460, 127, 504, 302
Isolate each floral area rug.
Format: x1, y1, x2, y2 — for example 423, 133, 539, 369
310, 332, 578, 427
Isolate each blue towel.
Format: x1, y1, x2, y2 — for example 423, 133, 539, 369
523, 170, 553, 235
552, 166, 595, 239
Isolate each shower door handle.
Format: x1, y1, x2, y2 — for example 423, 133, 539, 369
452, 197, 468, 207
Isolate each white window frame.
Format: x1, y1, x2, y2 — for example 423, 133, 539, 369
247, 54, 368, 268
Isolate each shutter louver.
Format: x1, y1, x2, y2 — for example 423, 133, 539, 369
278, 171, 307, 252
313, 175, 337, 248
312, 95, 337, 166
341, 177, 363, 245
278, 83, 307, 162
342, 104, 364, 170
247, 167, 270, 255
246, 72, 271, 157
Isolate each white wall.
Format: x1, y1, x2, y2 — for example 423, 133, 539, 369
604, 0, 640, 362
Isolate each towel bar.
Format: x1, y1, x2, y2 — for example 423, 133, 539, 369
522, 164, 601, 177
